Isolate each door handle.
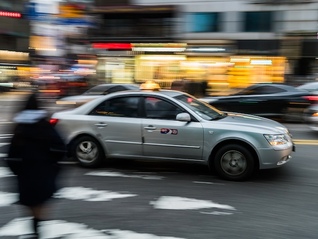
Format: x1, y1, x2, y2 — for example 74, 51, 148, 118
95, 123, 108, 127
144, 126, 157, 130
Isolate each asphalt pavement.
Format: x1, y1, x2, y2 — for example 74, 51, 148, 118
1, 91, 318, 238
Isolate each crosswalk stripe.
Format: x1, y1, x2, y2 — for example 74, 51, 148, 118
0, 143, 10, 146
0, 218, 186, 239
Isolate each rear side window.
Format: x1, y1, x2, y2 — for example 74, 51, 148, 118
256, 86, 285, 94
89, 96, 140, 117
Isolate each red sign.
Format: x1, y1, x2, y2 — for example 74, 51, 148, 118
92, 43, 132, 50
0, 11, 21, 18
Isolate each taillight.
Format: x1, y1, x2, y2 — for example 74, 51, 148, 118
303, 96, 318, 101
49, 118, 59, 126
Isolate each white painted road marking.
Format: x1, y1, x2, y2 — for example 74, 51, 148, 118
0, 167, 14, 178
0, 191, 18, 207
0, 142, 10, 146
0, 187, 137, 207
0, 218, 186, 239
86, 171, 164, 180
150, 196, 236, 211
54, 187, 137, 202
193, 181, 225, 185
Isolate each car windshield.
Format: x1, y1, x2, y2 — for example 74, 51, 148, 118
174, 94, 226, 120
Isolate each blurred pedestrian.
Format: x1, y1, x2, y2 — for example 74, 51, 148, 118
5, 93, 66, 239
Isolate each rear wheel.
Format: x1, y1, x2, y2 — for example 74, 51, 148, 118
213, 144, 255, 181
71, 136, 105, 168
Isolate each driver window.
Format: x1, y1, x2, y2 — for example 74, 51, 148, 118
145, 97, 183, 120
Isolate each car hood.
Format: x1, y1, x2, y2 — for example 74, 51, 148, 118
215, 112, 289, 134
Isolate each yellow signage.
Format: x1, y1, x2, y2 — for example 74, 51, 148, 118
59, 5, 84, 18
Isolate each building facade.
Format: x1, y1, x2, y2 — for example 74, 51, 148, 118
0, 0, 31, 82
130, 0, 318, 88
81, 0, 318, 93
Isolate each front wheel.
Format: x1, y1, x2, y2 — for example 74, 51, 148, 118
213, 144, 255, 181
71, 136, 105, 168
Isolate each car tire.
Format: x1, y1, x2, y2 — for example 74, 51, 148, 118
213, 144, 255, 181
71, 136, 105, 168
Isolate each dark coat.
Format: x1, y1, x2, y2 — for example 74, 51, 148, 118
6, 105, 66, 206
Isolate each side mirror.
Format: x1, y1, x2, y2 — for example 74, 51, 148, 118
176, 112, 191, 122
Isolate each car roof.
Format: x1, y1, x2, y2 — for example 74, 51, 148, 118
63, 89, 188, 114
108, 89, 186, 98
87, 83, 138, 90
247, 83, 300, 91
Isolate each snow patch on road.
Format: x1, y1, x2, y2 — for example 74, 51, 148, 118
0, 186, 137, 207
54, 187, 137, 201
0, 153, 8, 158
0, 217, 185, 239
86, 171, 164, 180
151, 196, 236, 211
0, 167, 14, 178
0, 191, 18, 207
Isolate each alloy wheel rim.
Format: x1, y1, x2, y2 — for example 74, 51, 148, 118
76, 140, 98, 164
220, 150, 247, 176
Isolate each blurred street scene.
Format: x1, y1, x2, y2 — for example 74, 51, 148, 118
2, 1, 318, 238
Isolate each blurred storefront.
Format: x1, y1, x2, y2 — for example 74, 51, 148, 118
0, 1, 31, 83
87, 4, 178, 84
86, 2, 287, 94
92, 40, 286, 94
132, 41, 285, 94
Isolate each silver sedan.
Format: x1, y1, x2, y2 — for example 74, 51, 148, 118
50, 88, 295, 181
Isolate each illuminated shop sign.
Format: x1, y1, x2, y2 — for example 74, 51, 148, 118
0, 11, 21, 18
59, 4, 85, 18
90, 5, 175, 13
92, 43, 187, 52
92, 43, 132, 50
132, 43, 186, 52
186, 47, 226, 52
0, 50, 29, 61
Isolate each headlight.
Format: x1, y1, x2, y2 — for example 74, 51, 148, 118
264, 134, 289, 146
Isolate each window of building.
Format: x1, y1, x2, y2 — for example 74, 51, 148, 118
89, 12, 174, 38
185, 12, 220, 32
243, 11, 273, 32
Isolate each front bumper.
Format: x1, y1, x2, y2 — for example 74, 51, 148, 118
257, 145, 293, 170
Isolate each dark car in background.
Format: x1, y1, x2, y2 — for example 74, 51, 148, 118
299, 82, 318, 129
296, 81, 318, 93
200, 83, 318, 122
55, 83, 139, 109
34, 75, 89, 100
